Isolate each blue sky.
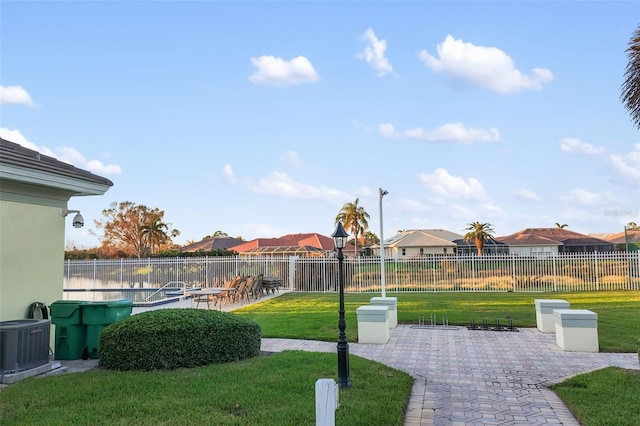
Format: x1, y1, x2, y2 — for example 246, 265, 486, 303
2, 1, 638, 248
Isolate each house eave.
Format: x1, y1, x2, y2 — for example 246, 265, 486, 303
1, 164, 112, 196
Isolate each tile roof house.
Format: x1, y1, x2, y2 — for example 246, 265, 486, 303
596, 229, 640, 250
0, 138, 112, 345
181, 236, 244, 252
498, 228, 614, 255
228, 233, 356, 257
376, 229, 462, 258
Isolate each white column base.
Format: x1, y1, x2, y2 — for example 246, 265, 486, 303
357, 320, 390, 344
555, 326, 599, 352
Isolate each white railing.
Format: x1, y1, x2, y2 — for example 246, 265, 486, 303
64, 252, 640, 294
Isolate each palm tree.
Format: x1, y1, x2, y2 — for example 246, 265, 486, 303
621, 24, 640, 129
140, 216, 170, 255
463, 222, 495, 256
336, 198, 370, 256
555, 223, 568, 229
362, 230, 380, 246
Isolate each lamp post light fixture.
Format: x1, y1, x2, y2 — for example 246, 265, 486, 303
332, 221, 351, 389
379, 188, 388, 297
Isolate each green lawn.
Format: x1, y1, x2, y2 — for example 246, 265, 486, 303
234, 290, 640, 352
2, 290, 638, 425
0, 351, 412, 426
551, 367, 640, 426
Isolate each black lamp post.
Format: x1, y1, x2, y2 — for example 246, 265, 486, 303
332, 221, 351, 389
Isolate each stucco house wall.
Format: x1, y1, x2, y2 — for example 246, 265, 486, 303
0, 138, 112, 351
389, 245, 454, 257
0, 201, 65, 321
378, 229, 461, 259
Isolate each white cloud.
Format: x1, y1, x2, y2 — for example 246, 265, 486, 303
281, 151, 300, 167
609, 144, 640, 186
54, 146, 121, 175
378, 123, 399, 138
512, 188, 542, 202
379, 122, 500, 143
0, 128, 51, 154
560, 138, 605, 155
0, 85, 34, 106
483, 201, 503, 213
397, 198, 432, 213
249, 55, 319, 87
356, 28, 394, 77
418, 35, 553, 94
248, 171, 350, 203
418, 168, 488, 200
0, 127, 121, 175
561, 188, 611, 207
222, 163, 236, 183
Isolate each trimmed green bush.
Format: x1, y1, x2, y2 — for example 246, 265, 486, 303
98, 308, 261, 371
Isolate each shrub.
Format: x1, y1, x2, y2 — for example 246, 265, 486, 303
98, 308, 261, 371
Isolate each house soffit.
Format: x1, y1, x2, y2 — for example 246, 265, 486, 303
1, 163, 111, 196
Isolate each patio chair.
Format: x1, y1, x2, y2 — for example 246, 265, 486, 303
247, 274, 264, 301
218, 275, 242, 305
236, 275, 254, 304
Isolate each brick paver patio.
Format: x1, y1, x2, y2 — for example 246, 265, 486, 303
261, 325, 639, 425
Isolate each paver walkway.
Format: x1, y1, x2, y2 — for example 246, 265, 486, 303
261, 325, 639, 425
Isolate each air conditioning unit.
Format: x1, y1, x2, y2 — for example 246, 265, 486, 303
0, 319, 51, 374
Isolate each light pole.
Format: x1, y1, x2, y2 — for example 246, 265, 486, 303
332, 221, 351, 389
379, 188, 388, 297
624, 225, 632, 289
624, 225, 630, 253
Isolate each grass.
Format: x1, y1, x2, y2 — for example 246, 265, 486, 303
234, 290, 640, 352
0, 351, 412, 426
2, 290, 638, 425
551, 367, 640, 426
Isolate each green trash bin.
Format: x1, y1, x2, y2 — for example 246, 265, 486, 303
83, 299, 133, 359
50, 300, 87, 360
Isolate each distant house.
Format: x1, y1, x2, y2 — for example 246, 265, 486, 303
595, 229, 640, 251
452, 237, 509, 255
375, 229, 461, 258
228, 233, 355, 257
498, 228, 614, 255
0, 138, 112, 340
181, 236, 244, 253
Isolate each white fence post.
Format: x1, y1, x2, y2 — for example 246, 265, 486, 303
288, 256, 298, 291
315, 378, 339, 426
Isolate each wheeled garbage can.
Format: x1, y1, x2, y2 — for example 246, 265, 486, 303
82, 299, 133, 359
49, 301, 87, 360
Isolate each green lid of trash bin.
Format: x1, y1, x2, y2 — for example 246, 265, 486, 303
49, 300, 86, 322
82, 299, 133, 325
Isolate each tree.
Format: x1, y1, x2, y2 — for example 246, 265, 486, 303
362, 231, 380, 246
140, 215, 177, 255
463, 222, 495, 256
336, 198, 370, 256
621, 24, 640, 129
555, 223, 568, 229
95, 201, 180, 258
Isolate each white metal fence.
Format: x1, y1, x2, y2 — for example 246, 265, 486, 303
64, 252, 640, 294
